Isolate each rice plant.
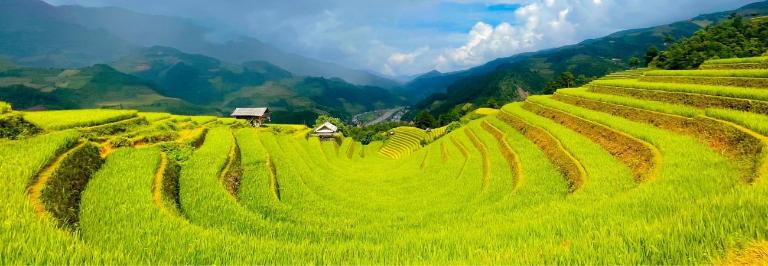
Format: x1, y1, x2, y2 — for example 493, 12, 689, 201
23, 109, 138, 130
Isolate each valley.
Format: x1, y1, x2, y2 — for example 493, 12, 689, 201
3, 51, 768, 263
1, 0, 768, 264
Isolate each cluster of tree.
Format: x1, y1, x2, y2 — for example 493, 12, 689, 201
314, 114, 408, 144
646, 15, 768, 69
542, 72, 597, 94
413, 102, 487, 130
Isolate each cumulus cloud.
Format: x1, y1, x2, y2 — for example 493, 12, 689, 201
44, 0, 762, 76
429, 0, 755, 73
435, 0, 577, 72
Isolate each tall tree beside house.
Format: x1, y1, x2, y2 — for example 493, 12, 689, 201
314, 114, 346, 132
629, 56, 641, 69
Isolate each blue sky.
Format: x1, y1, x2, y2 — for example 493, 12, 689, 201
44, 0, 760, 76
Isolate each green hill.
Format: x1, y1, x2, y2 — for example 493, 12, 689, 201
1, 50, 768, 263
0, 64, 207, 113
111, 46, 406, 122
405, 1, 768, 120
0, 0, 135, 68
0, 0, 399, 88
0, 46, 405, 123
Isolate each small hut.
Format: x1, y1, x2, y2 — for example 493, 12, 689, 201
231, 107, 270, 127
314, 122, 338, 141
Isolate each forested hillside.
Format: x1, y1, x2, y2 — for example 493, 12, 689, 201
0, 46, 405, 123
404, 1, 768, 122
0, 0, 399, 88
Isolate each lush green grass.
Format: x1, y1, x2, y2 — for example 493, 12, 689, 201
138, 112, 171, 122
0, 101, 10, 114
645, 69, 768, 78
702, 57, 768, 65
0, 130, 118, 263
556, 87, 768, 140
190, 115, 217, 125
378, 126, 430, 159
591, 79, 768, 101
705, 108, 768, 136
78, 147, 345, 264
3, 67, 768, 264
22, 109, 138, 130
557, 88, 702, 117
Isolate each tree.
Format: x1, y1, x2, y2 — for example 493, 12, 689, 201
543, 80, 559, 95
438, 108, 462, 126
314, 114, 343, 128
485, 97, 499, 109
314, 114, 347, 135
559, 71, 575, 88
655, 15, 768, 69
629, 56, 641, 69
663, 33, 675, 46
575, 74, 589, 86
414, 111, 436, 129
645, 46, 659, 67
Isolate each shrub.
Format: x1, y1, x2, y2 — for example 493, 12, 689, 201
39, 142, 103, 229
0, 113, 41, 139
446, 121, 462, 132
0, 101, 11, 114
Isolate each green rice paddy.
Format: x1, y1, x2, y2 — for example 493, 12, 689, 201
1, 56, 768, 264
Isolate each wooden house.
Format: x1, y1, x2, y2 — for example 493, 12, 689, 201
231, 107, 270, 127
314, 122, 338, 140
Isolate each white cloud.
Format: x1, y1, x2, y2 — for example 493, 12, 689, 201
387, 46, 430, 65
435, 0, 579, 72
44, 0, 764, 76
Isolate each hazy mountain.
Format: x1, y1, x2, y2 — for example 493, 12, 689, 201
0, 63, 210, 113
405, 1, 768, 118
111, 46, 293, 104
0, 0, 134, 68
0, 45, 404, 122
55, 3, 400, 88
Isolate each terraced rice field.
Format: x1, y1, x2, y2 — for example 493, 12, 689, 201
1, 56, 768, 264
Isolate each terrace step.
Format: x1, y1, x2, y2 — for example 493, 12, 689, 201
640, 75, 768, 88
523, 99, 660, 182
552, 91, 768, 182
496, 110, 586, 192
700, 57, 768, 70
28, 141, 103, 229
0, 131, 113, 263
481, 120, 523, 190
464, 128, 490, 192
503, 104, 633, 194
589, 84, 768, 115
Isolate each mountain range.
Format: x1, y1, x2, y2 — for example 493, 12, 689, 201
0, 0, 399, 89
402, 1, 768, 119
0, 45, 406, 122
1, 0, 767, 124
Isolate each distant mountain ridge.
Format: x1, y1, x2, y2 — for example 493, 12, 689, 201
404, 1, 768, 119
0, 0, 399, 88
0, 45, 406, 123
